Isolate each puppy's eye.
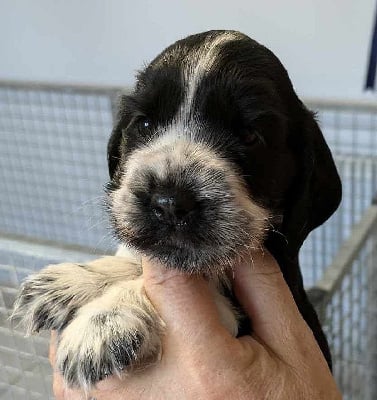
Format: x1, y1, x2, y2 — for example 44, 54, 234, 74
242, 129, 260, 146
136, 117, 152, 133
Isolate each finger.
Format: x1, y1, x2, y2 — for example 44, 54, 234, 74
52, 370, 86, 400
49, 331, 86, 400
49, 331, 58, 367
142, 257, 230, 346
233, 250, 319, 361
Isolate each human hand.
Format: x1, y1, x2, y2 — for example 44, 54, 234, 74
50, 250, 342, 399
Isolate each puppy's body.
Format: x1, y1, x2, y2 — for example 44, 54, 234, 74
13, 31, 341, 389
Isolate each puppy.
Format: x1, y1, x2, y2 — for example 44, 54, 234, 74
13, 30, 342, 390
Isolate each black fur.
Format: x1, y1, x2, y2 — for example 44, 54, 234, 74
106, 30, 342, 370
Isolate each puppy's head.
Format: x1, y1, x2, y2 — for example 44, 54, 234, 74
106, 30, 341, 273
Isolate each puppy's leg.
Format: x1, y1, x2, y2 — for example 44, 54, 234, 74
12, 255, 142, 333
56, 279, 163, 388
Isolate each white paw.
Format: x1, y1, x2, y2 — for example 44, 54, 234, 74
57, 291, 163, 388
12, 264, 88, 332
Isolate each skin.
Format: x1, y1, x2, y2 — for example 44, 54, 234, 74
49, 250, 342, 400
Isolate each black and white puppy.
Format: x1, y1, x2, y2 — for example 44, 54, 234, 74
13, 30, 342, 390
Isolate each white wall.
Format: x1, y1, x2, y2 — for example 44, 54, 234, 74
0, 0, 376, 99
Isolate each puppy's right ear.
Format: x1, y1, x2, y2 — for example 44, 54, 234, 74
281, 106, 342, 256
107, 95, 129, 179
107, 121, 122, 180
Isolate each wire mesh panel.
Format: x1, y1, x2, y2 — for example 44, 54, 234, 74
314, 204, 377, 400
301, 100, 377, 287
302, 100, 377, 399
307, 99, 377, 157
300, 155, 377, 287
0, 82, 125, 399
0, 236, 99, 400
0, 82, 122, 254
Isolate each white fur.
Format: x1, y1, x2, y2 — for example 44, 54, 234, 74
183, 31, 242, 115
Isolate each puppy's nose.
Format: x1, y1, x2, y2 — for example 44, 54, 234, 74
151, 190, 196, 225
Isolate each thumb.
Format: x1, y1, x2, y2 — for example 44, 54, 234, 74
233, 249, 318, 361
142, 257, 228, 343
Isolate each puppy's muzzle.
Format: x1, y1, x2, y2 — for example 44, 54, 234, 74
109, 137, 269, 272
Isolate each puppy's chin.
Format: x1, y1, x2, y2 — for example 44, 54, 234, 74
116, 232, 264, 274
143, 244, 242, 274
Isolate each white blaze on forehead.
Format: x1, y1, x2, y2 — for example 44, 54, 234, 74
183, 31, 243, 116
146, 32, 244, 146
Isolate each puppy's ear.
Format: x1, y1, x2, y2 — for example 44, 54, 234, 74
107, 121, 123, 180
107, 96, 129, 179
282, 106, 342, 256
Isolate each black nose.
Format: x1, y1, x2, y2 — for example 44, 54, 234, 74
151, 190, 196, 225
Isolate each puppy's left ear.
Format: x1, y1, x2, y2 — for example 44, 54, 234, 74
282, 106, 342, 256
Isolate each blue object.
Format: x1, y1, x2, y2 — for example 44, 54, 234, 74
365, 4, 377, 89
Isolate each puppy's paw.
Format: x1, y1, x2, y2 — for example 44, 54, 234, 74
12, 263, 98, 333
57, 282, 163, 388
12, 257, 143, 334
